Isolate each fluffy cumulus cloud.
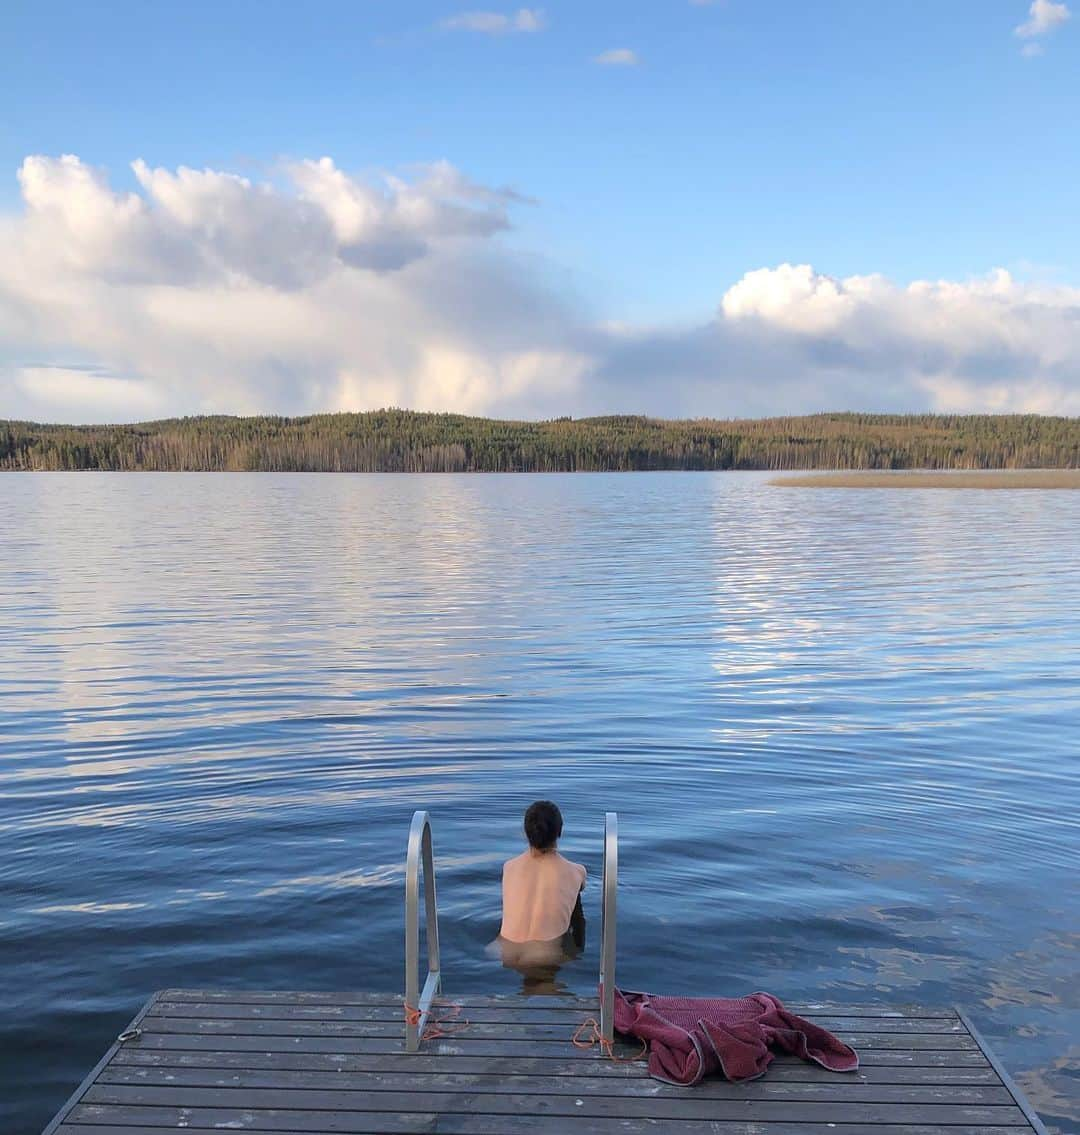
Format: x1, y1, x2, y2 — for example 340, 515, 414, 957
12, 153, 515, 287
1014, 0, 1071, 55
712, 264, 1080, 414
0, 154, 580, 421
2, 154, 1080, 424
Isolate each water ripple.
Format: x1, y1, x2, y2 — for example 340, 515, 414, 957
0, 472, 1077, 1133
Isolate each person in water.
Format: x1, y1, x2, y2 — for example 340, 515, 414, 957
499, 800, 586, 954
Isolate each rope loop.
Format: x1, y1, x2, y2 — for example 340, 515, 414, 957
403, 998, 470, 1041
571, 1016, 647, 1063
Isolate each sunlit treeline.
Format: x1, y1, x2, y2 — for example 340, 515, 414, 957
2, 410, 1077, 472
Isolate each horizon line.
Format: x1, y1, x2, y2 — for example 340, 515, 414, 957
5, 407, 1080, 430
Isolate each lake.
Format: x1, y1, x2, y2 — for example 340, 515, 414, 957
1, 472, 1077, 1134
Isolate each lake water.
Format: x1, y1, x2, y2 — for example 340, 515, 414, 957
1, 472, 1077, 1134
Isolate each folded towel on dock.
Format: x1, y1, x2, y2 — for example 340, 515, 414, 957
612, 988, 859, 1086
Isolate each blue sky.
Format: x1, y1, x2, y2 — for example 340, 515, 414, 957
1, 1, 1078, 421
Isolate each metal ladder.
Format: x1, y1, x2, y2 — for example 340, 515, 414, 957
404, 809, 619, 1052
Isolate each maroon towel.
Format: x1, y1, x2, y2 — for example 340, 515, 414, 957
612, 988, 859, 1086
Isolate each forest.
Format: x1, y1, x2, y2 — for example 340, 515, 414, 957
1, 410, 1077, 472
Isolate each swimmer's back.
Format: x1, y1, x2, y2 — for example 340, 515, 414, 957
500, 850, 586, 943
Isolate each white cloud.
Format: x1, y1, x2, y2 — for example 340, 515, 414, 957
2, 156, 1080, 424
10, 153, 517, 289
1015, 0, 1070, 36
442, 8, 545, 34
0, 154, 577, 422
288, 157, 514, 271
674, 264, 1080, 415
1015, 0, 1070, 50
513, 8, 545, 31
593, 48, 640, 66
11, 366, 168, 421
721, 262, 860, 333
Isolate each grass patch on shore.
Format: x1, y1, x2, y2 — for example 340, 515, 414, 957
771, 469, 1080, 489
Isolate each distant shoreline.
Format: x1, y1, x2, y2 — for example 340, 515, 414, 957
771, 470, 1080, 489
3, 410, 1078, 473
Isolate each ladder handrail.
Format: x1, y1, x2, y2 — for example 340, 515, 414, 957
600, 811, 618, 1043
405, 809, 616, 1048
405, 810, 441, 1052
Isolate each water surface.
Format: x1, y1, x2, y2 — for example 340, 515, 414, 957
1, 472, 1077, 1133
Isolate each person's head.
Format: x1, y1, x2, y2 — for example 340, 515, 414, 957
524, 800, 563, 852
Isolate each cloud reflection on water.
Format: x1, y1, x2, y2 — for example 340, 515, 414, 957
0, 472, 1077, 1134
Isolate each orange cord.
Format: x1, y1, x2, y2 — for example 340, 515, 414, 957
571, 1016, 648, 1063
403, 999, 471, 1041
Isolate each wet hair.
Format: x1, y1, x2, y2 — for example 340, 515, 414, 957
524, 800, 563, 851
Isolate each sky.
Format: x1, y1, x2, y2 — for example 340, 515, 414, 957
1, 0, 1078, 423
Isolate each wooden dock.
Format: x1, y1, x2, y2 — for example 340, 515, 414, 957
44, 988, 1049, 1134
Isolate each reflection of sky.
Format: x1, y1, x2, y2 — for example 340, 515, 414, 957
1, 472, 1078, 1134
701, 478, 1080, 1132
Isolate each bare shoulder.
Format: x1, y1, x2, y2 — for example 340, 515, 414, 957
563, 856, 587, 884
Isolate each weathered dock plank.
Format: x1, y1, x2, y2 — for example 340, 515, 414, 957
149, 1001, 969, 1032
158, 990, 960, 1016
107, 1029, 1004, 1064
135, 1018, 984, 1048
109, 1048, 1005, 1084
95, 1066, 1017, 1105
44, 991, 1049, 1134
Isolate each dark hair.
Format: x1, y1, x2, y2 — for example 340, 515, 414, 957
524, 800, 563, 851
